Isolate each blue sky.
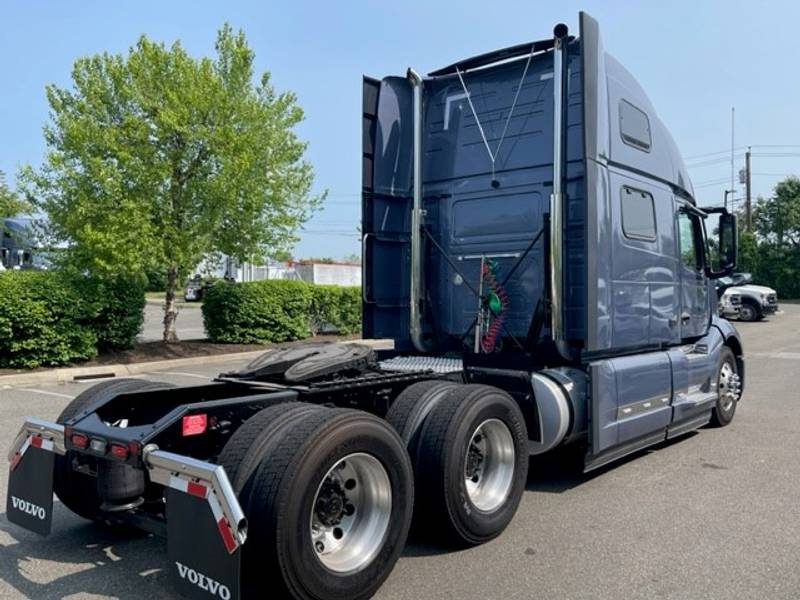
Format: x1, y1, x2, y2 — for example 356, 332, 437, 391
2, 0, 799, 258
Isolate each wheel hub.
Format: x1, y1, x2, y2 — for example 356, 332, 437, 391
310, 453, 392, 574
718, 362, 742, 411
463, 419, 516, 513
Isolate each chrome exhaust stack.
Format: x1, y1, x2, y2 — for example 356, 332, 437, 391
550, 24, 571, 360
407, 67, 432, 352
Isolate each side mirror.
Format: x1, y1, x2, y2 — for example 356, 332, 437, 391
706, 211, 737, 279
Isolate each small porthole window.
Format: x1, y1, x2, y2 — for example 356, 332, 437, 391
621, 186, 656, 241
619, 100, 652, 151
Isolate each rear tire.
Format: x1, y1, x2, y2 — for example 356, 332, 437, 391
54, 378, 174, 522
241, 409, 413, 600
386, 379, 459, 453
217, 401, 325, 503
414, 384, 528, 546
710, 347, 741, 427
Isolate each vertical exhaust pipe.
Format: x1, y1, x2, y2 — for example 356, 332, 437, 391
550, 24, 571, 360
407, 67, 431, 352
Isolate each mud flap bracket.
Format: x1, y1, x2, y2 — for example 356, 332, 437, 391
6, 418, 65, 536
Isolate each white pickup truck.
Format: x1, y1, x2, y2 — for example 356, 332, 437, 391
717, 273, 779, 321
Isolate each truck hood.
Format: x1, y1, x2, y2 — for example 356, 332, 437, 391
724, 284, 776, 296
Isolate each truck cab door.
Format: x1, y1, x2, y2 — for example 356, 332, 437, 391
676, 206, 709, 339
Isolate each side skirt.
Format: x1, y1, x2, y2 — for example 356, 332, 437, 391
583, 430, 664, 473
666, 411, 712, 440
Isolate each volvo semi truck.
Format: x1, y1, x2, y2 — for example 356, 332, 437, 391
6, 13, 742, 600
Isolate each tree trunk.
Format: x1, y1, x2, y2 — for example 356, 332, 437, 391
163, 264, 180, 344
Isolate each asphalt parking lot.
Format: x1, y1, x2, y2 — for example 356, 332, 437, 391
1, 306, 799, 599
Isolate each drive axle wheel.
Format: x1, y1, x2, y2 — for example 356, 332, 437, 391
414, 384, 528, 546
310, 453, 391, 573
241, 409, 413, 600
710, 347, 741, 427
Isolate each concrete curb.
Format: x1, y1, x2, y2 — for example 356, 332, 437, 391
0, 339, 393, 388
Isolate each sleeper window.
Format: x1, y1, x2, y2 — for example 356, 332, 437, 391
621, 186, 656, 241
619, 100, 652, 151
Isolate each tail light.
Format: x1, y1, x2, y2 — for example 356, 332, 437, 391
182, 414, 208, 437
71, 433, 89, 449
110, 443, 130, 459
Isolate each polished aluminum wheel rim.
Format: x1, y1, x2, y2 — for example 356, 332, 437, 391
310, 453, 391, 573
464, 418, 515, 512
718, 361, 741, 412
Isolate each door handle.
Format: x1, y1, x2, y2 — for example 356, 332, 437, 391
681, 313, 691, 323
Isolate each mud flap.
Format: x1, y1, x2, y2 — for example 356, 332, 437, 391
166, 489, 241, 600
6, 445, 55, 536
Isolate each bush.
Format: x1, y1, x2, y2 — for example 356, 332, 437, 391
83, 276, 147, 352
309, 285, 362, 335
0, 271, 146, 368
203, 280, 362, 343
0, 271, 97, 368
203, 280, 314, 344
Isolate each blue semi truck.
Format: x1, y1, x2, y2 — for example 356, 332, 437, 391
6, 13, 742, 600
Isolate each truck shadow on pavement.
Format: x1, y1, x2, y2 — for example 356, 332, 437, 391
0, 504, 176, 600
526, 431, 700, 494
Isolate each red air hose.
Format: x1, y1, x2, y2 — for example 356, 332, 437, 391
481, 262, 509, 352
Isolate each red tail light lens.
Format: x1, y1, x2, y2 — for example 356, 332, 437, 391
71, 433, 89, 449
182, 414, 208, 437
110, 443, 130, 459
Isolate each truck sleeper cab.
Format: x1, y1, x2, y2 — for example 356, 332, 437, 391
6, 13, 743, 600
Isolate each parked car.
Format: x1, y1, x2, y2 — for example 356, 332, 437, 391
717, 272, 778, 321
184, 275, 214, 301
718, 290, 741, 319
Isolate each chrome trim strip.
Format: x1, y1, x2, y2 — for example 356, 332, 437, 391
616, 395, 670, 421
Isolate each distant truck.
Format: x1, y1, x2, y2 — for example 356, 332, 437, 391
6, 13, 743, 600
717, 272, 778, 321
1, 218, 35, 270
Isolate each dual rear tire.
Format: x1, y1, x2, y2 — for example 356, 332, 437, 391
387, 382, 529, 546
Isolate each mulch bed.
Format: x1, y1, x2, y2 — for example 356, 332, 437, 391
0, 334, 359, 377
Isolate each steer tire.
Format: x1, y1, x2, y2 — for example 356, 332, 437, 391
54, 378, 174, 522
738, 300, 760, 322
386, 380, 460, 454
414, 384, 528, 547
710, 347, 740, 427
217, 401, 325, 503
241, 409, 413, 600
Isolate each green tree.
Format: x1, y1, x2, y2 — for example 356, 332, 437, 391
22, 25, 323, 342
753, 176, 800, 247
0, 170, 29, 219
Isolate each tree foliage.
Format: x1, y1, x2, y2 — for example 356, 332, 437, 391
0, 170, 29, 219
737, 175, 800, 298
22, 25, 323, 340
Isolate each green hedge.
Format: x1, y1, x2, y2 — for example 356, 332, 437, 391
203, 280, 362, 344
0, 271, 145, 368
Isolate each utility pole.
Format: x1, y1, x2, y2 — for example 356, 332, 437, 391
745, 146, 752, 231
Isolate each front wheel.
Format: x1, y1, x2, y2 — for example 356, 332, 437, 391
710, 347, 741, 427
737, 301, 759, 322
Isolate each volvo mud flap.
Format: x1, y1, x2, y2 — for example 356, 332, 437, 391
145, 447, 247, 600
6, 418, 65, 536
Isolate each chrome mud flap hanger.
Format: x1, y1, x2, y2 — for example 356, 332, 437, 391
144, 446, 247, 600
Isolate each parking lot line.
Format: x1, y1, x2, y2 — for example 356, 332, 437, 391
18, 388, 75, 400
